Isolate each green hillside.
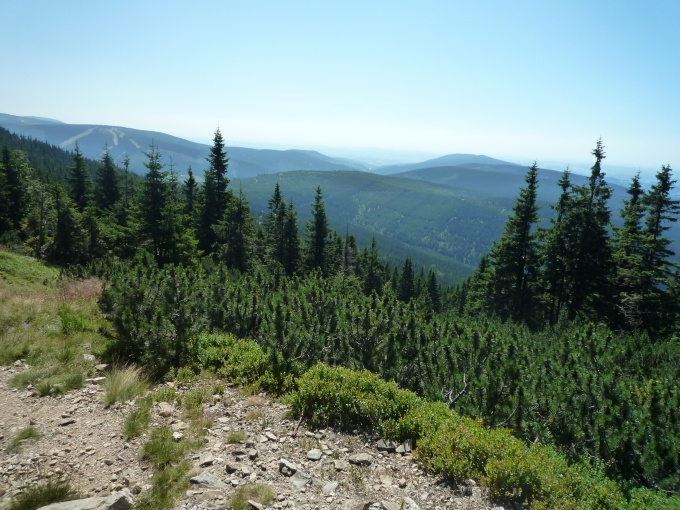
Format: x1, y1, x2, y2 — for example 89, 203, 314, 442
236, 170, 513, 283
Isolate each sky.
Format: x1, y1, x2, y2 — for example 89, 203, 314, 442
1, 0, 679, 175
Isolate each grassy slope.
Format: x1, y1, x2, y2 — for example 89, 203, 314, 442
0, 250, 108, 394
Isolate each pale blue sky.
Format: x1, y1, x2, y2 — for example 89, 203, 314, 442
1, 0, 679, 174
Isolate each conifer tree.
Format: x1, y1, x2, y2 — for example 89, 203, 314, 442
399, 256, 416, 302
198, 129, 230, 253
565, 139, 614, 320
0, 156, 11, 236
137, 144, 169, 263
2, 146, 30, 232
46, 184, 87, 265
426, 269, 442, 313
95, 146, 120, 211
541, 170, 574, 325
67, 143, 91, 213
613, 173, 647, 329
305, 186, 330, 275
486, 163, 541, 323
639, 165, 680, 334
183, 167, 197, 218
215, 188, 255, 273
360, 237, 383, 296
281, 199, 301, 276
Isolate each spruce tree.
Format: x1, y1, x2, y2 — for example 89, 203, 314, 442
399, 256, 416, 302
541, 170, 574, 325
137, 144, 169, 263
304, 186, 330, 275
95, 146, 120, 211
639, 165, 680, 334
215, 188, 254, 273
613, 173, 647, 329
426, 269, 442, 313
67, 143, 91, 213
486, 163, 541, 323
183, 167, 197, 218
281, 199, 301, 276
198, 128, 230, 253
565, 139, 614, 321
2, 146, 30, 232
46, 184, 87, 265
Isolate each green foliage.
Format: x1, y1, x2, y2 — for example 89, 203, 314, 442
124, 398, 152, 439
290, 363, 420, 433
133, 461, 191, 510
142, 427, 203, 469
8, 481, 81, 510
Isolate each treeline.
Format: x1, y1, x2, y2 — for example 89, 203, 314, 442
460, 140, 679, 339
0, 129, 440, 306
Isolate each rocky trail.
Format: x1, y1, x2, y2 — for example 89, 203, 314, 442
0, 362, 502, 510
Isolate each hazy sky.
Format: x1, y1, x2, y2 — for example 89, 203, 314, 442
2, 0, 679, 172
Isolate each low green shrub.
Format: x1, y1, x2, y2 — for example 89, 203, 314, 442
290, 363, 420, 433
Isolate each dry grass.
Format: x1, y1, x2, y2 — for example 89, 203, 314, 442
104, 366, 149, 405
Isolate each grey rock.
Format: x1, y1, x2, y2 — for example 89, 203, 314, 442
334, 459, 350, 471
199, 453, 214, 467
36, 489, 133, 509
158, 402, 173, 417
322, 481, 338, 494
306, 448, 322, 461
172, 432, 183, 442
59, 418, 76, 426
248, 501, 264, 510
225, 463, 239, 474
290, 470, 311, 490
402, 498, 420, 510
376, 439, 397, 452
381, 502, 401, 510
265, 431, 278, 441
278, 458, 297, 476
348, 453, 373, 466
190, 471, 226, 488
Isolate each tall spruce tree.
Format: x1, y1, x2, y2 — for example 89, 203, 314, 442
486, 163, 541, 324
304, 186, 330, 275
95, 146, 120, 211
46, 184, 87, 265
565, 139, 614, 321
639, 165, 680, 334
399, 256, 416, 302
67, 143, 91, 213
198, 129, 230, 253
613, 173, 647, 329
138, 144, 169, 263
541, 169, 574, 325
281, 199, 301, 276
2, 146, 30, 232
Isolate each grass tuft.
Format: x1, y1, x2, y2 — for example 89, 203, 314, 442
124, 397, 153, 439
142, 427, 204, 469
133, 461, 191, 510
103, 366, 149, 405
228, 484, 275, 510
7, 426, 41, 453
8, 480, 81, 510
227, 431, 247, 444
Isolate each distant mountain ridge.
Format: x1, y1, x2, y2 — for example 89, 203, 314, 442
0, 113, 370, 178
